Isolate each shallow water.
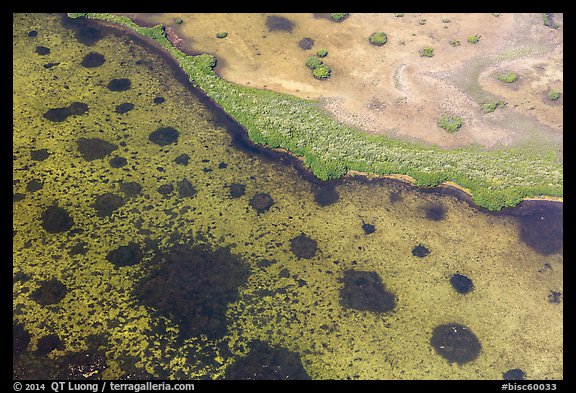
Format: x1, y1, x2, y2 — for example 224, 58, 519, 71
13, 14, 562, 380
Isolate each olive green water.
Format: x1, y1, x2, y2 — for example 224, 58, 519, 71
13, 13, 562, 380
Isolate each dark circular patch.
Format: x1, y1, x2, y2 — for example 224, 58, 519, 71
81, 51, 106, 68
430, 323, 482, 365
30, 278, 68, 305
106, 243, 143, 267
218, 162, 228, 169
93, 193, 125, 217
27, 30, 38, 37
266, 15, 294, 32
340, 270, 396, 313
13, 323, 30, 359
26, 179, 43, 193
362, 223, 376, 234
157, 184, 174, 196
107, 78, 132, 92
44, 102, 89, 122
35, 45, 50, 55
225, 340, 311, 380
35, 334, 64, 356
115, 102, 135, 114
450, 273, 474, 294
314, 186, 339, 206
14, 193, 26, 202
298, 37, 315, 50
69, 241, 89, 256
174, 153, 190, 165
503, 369, 526, 380
412, 244, 430, 258
153, 96, 165, 104
119, 181, 142, 198
77, 137, 118, 161
514, 202, 563, 255
424, 203, 446, 221
149, 126, 179, 146
55, 350, 108, 379
109, 156, 128, 168
547, 290, 562, 304
290, 233, 318, 259
229, 183, 246, 198
177, 178, 197, 198
74, 25, 104, 46
249, 192, 275, 213
30, 148, 50, 161
134, 244, 250, 339
41, 205, 74, 233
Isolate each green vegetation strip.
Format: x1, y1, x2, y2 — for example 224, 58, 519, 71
68, 13, 562, 211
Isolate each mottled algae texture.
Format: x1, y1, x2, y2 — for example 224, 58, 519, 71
13, 13, 562, 380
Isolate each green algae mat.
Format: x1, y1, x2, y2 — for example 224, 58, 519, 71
13, 13, 562, 380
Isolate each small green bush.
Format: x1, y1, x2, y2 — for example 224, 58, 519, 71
420, 47, 434, 57
369, 32, 388, 46
492, 13, 501, 17
467, 34, 481, 44
449, 39, 461, 47
548, 90, 561, 100
438, 114, 463, 133
305, 56, 323, 69
316, 49, 328, 57
175, 18, 183, 25
312, 64, 331, 79
216, 32, 228, 39
394, 13, 404, 17
496, 72, 518, 83
481, 100, 506, 113
330, 13, 348, 22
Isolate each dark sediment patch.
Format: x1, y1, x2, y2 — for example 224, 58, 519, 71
35, 45, 50, 55
218, 162, 228, 169
93, 193, 125, 217
424, 203, 446, 221
55, 350, 108, 380
107, 243, 143, 267
298, 37, 314, 50
27, 30, 38, 37
115, 102, 135, 114
174, 153, 190, 165
13, 323, 30, 359
412, 244, 430, 258
44, 62, 60, 69
81, 51, 106, 68
149, 126, 179, 146
77, 137, 118, 161
30, 149, 50, 161
14, 193, 26, 202
153, 96, 166, 104
35, 334, 64, 356
430, 323, 481, 365
450, 273, 474, 294
107, 78, 132, 92
44, 102, 88, 122
314, 185, 339, 206
109, 156, 128, 168
119, 181, 142, 198
290, 233, 318, 259
135, 243, 250, 340
340, 270, 396, 313
503, 369, 526, 380
69, 241, 89, 256
548, 291, 561, 304
250, 192, 275, 213
41, 205, 74, 233
362, 222, 376, 234
229, 183, 246, 198
177, 178, 197, 198
266, 15, 294, 32
157, 184, 174, 196
30, 278, 68, 305
224, 340, 310, 380
26, 179, 43, 192
66, 18, 106, 46
389, 191, 403, 203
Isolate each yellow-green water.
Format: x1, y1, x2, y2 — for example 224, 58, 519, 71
13, 13, 562, 380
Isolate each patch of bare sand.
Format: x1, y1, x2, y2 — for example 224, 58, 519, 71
124, 13, 562, 150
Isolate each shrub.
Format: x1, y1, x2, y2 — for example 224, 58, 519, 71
316, 49, 328, 57
312, 64, 331, 79
548, 90, 561, 100
420, 47, 434, 57
496, 72, 518, 83
467, 34, 481, 44
481, 100, 506, 113
449, 40, 460, 47
216, 32, 228, 39
394, 13, 404, 17
438, 114, 463, 133
369, 32, 388, 46
175, 18, 183, 25
305, 56, 323, 69
330, 13, 348, 22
